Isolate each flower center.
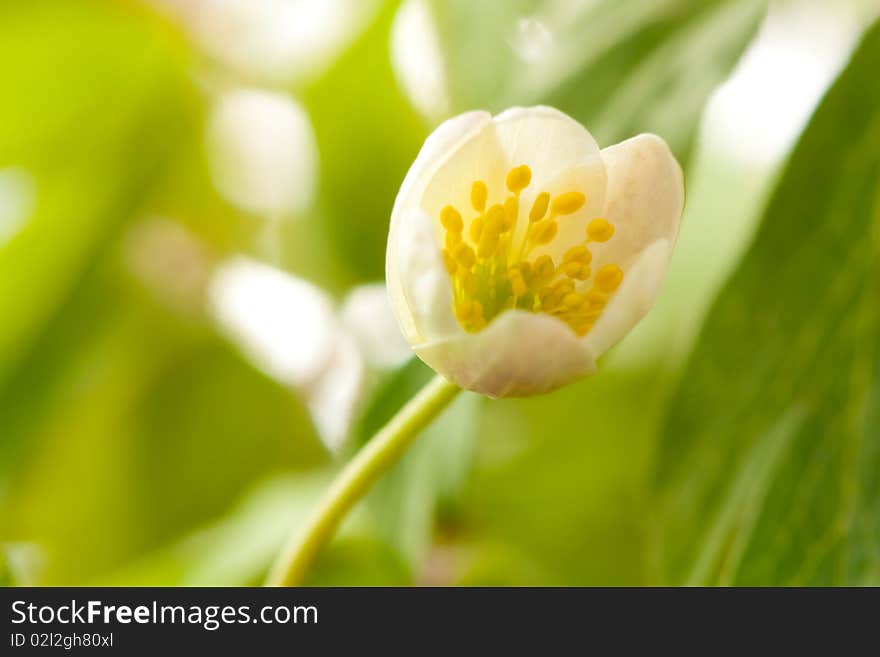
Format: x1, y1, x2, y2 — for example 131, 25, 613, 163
439, 164, 624, 337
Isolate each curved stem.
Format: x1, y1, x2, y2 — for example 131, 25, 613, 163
266, 375, 461, 586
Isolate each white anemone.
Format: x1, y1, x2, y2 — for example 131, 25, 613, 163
386, 106, 683, 397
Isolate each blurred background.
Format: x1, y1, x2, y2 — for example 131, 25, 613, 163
1, 0, 878, 586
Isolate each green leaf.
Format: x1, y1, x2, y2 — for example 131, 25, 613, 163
430, 0, 767, 164
98, 473, 411, 586
0, 0, 195, 389
650, 19, 880, 586
303, 1, 427, 283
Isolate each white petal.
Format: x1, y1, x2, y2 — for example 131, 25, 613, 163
387, 111, 491, 345
583, 239, 670, 358
418, 117, 508, 238
577, 134, 683, 358
391, 208, 463, 345
415, 310, 596, 398
492, 106, 603, 191
340, 283, 411, 369
593, 133, 684, 270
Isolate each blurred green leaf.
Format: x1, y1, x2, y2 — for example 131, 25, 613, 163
98, 473, 331, 586
458, 368, 667, 585
650, 19, 880, 585
0, 0, 195, 391
303, 0, 426, 284
431, 0, 767, 164
100, 472, 410, 587
0, 294, 328, 583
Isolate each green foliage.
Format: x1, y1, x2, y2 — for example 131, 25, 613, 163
430, 0, 767, 163
0, 0, 328, 585
303, 1, 426, 284
0, 0, 195, 389
651, 19, 880, 585
2, 0, 871, 587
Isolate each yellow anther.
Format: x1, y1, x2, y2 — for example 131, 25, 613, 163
471, 181, 488, 212
503, 196, 518, 231
538, 278, 573, 311
506, 164, 532, 193
485, 204, 506, 236
551, 191, 586, 215
586, 290, 606, 308
452, 242, 476, 269
455, 299, 474, 320
532, 255, 555, 284
571, 319, 594, 337
440, 205, 463, 233
579, 308, 604, 321
469, 216, 484, 242
530, 219, 558, 245
455, 299, 485, 332
587, 218, 614, 242
563, 245, 592, 265
529, 192, 550, 222
595, 264, 624, 292
441, 164, 620, 335
563, 292, 587, 310
563, 262, 590, 280
445, 231, 462, 249
508, 268, 528, 297
478, 233, 499, 259
442, 250, 456, 276
462, 272, 478, 297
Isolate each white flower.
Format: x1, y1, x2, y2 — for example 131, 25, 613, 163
386, 106, 684, 397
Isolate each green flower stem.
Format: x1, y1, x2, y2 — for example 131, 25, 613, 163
266, 375, 461, 586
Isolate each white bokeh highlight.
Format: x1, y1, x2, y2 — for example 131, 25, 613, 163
341, 284, 412, 370
391, 0, 451, 123
209, 257, 338, 388
209, 257, 371, 451
207, 89, 318, 217
0, 168, 35, 247
153, 0, 378, 85
706, 0, 863, 166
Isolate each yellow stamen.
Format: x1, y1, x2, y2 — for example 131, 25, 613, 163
595, 264, 623, 292
563, 245, 592, 265
563, 292, 586, 310
469, 216, 484, 242
452, 242, 476, 269
462, 272, 478, 297
532, 255, 555, 285
562, 262, 591, 280
587, 218, 614, 242
442, 250, 456, 276
503, 196, 518, 231
551, 191, 586, 215
529, 192, 550, 222
529, 219, 558, 245
471, 181, 488, 213
508, 267, 528, 297
484, 204, 506, 235
478, 233, 499, 258
440, 205, 463, 232
438, 168, 624, 338
506, 164, 532, 193
586, 290, 606, 308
